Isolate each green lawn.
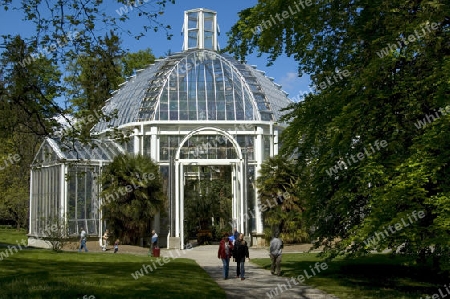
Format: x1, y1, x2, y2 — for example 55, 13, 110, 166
0, 248, 226, 299
0, 229, 27, 246
252, 253, 448, 299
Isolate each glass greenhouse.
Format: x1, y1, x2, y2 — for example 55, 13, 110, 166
29, 8, 293, 249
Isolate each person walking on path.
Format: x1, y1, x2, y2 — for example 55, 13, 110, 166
113, 239, 119, 253
102, 229, 109, 251
270, 232, 283, 276
78, 227, 88, 253
150, 230, 158, 256
233, 233, 249, 280
218, 233, 234, 280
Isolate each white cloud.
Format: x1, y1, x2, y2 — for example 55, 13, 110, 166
278, 72, 299, 90
277, 72, 312, 101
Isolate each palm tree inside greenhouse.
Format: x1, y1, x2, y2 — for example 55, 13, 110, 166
184, 165, 232, 244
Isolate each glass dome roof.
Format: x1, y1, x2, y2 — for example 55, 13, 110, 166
93, 8, 292, 133
93, 49, 292, 132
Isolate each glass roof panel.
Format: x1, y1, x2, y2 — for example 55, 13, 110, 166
32, 138, 125, 166
93, 49, 292, 132
151, 51, 258, 121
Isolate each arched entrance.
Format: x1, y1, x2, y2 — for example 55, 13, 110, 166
173, 127, 251, 249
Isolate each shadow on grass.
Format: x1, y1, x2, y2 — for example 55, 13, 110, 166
253, 253, 447, 299
0, 250, 226, 299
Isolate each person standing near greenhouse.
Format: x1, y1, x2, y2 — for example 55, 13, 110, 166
102, 229, 109, 251
78, 227, 88, 253
218, 233, 234, 279
150, 230, 158, 256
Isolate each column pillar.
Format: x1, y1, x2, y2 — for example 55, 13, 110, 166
150, 126, 158, 161
133, 128, 140, 155
180, 163, 185, 249
240, 158, 245, 235
274, 129, 279, 156
175, 161, 180, 237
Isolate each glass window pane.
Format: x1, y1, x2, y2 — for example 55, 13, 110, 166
204, 13, 214, 31
188, 12, 198, 29
188, 30, 198, 48
160, 136, 169, 161
204, 31, 213, 50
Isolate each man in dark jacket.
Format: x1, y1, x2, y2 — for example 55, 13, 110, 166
233, 233, 250, 280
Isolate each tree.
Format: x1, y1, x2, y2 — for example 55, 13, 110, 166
121, 48, 156, 78
256, 156, 308, 243
0, 35, 65, 138
64, 31, 124, 140
100, 154, 167, 245
0, 1, 173, 62
0, 36, 63, 229
0, 1, 171, 232
227, 0, 450, 269
63, 39, 156, 147
0, 0, 173, 141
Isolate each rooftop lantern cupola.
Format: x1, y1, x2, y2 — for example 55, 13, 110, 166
182, 8, 220, 51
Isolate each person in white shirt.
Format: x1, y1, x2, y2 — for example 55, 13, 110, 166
102, 229, 109, 251
78, 227, 88, 252
150, 230, 158, 256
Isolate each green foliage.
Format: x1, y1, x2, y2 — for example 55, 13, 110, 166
41, 216, 69, 252
0, 1, 172, 233
1, 1, 174, 61
100, 154, 167, 245
227, 0, 450, 270
256, 156, 308, 243
0, 35, 65, 229
184, 166, 232, 241
0, 35, 65, 137
64, 31, 124, 140
121, 48, 156, 78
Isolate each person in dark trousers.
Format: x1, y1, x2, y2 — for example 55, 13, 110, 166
78, 227, 88, 253
218, 233, 234, 280
269, 232, 283, 276
113, 239, 119, 253
150, 230, 158, 256
233, 233, 250, 280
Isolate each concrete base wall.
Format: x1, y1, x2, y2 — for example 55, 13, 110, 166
27, 237, 51, 249
251, 232, 266, 248
167, 237, 181, 249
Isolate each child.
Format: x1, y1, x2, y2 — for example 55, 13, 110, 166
114, 239, 119, 253
102, 229, 109, 251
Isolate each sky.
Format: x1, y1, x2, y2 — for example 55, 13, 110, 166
0, 0, 311, 102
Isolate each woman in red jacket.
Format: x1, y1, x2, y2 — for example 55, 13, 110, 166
217, 233, 234, 279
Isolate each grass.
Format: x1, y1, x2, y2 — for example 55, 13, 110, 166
0, 229, 27, 246
0, 229, 226, 299
252, 253, 449, 299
